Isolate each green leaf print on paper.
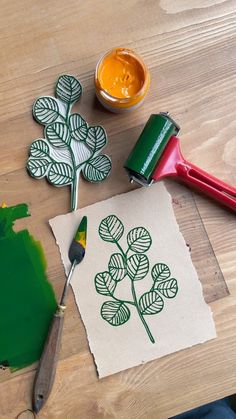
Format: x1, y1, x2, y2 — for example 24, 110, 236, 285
95, 215, 179, 344
27, 75, 111, 211
108, 253, 126, 281
101, 301, 130, 326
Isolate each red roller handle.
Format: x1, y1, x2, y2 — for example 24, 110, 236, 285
152, 136, 236, 212
176, 161, 236, 210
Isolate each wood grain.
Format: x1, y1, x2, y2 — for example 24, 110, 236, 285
33, 308, 65, 414
167, 181, 229, 303
0, 0, 236, 418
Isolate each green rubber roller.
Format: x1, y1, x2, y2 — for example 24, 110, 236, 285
124, 112, 236, 211
124, 113, 180, 186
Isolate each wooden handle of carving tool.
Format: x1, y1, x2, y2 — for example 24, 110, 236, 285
32, 305, 65, 414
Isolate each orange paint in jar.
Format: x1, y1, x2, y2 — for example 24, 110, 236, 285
95, 48, 150, 112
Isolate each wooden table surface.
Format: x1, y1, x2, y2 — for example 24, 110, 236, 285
0, 0, 236, 418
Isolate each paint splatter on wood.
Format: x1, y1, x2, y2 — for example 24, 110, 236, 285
0, 203, 57, 371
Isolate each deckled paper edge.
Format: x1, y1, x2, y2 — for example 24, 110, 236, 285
163, 186, 217, 341
49, 183, 217, 377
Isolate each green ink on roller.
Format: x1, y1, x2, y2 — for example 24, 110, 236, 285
124, 113, 180, 185
0, 203, 57, 370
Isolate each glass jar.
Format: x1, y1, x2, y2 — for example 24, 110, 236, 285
95, 48, 150, 112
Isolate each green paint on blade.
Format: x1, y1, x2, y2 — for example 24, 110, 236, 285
68, 216, 87, 264
0, 203, 57, 371
74, 216, 87, 249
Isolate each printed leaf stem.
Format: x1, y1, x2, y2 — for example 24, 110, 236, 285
131, 279, 155, 343
95, 215, 179, 344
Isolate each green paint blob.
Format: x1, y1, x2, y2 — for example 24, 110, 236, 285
74, 216, 87, 247
0, 203, 57, 370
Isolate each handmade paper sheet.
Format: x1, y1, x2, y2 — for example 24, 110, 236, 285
50, 182, 216, 378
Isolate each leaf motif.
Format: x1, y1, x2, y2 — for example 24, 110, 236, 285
127, 227, 152, 253
56, 75, 82, 103
69, 113, 87, 132
99, 215, 124, 243
33, 96, 59, 125
27, 158, 50, 178
108, 253, 126, 281
94, 272, 116, 296
154, 278, 178, 298
82, 155, 111, 182
85, 126, 107, 152
30, 139, 50, 158
152, 263, 170, 282
139, 291, 164, 315
45, 122, 70, 148
101, 301, 130, 326
127, 254, 149, 281
71, 125, 88, 141
47, 162, 73, 186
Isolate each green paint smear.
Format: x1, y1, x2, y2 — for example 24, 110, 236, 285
0, 203, 57, 371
